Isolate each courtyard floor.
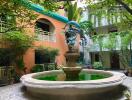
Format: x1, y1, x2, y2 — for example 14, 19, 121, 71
0, 76, 132, 100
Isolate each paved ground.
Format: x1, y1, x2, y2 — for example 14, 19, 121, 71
0, 77, 132, 100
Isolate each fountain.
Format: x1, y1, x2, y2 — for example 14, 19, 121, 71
20, 21, 126, 99
62, 21, 82, 81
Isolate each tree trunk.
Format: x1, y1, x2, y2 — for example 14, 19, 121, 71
115, 0, 132, 15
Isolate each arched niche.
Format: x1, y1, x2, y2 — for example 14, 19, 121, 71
35, 18, 55, 34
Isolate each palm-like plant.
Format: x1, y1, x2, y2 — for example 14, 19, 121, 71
65, 2, 82, 22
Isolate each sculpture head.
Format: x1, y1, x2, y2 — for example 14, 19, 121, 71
64, 21, 82, 52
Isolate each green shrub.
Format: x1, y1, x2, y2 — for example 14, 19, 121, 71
0, 31, 35, 66
31, 64, 43, 73
16, 58, 25, 70
93, 62, 103, 70
36, 46, 59, 63
2, 31, 34, 56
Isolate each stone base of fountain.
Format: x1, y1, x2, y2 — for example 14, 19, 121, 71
62, 67, 82, 81
64, 52, 81, 80
65, 52, 80, 67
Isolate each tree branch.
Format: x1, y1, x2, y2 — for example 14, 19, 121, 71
115, 0, 132, 15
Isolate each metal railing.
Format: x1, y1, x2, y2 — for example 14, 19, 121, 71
0, 21, 56, 42
0, 66, 14, 86
35, 29, 56, 42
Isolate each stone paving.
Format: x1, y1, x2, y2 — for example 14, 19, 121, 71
0, 77, 132, 100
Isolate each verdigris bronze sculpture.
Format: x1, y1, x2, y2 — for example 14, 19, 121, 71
63, 21, 82, 80
64, 21, 82, 52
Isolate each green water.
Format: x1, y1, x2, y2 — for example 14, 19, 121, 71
35, 72, 109, 81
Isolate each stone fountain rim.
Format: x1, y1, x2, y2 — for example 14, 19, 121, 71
21, 69, 126, 89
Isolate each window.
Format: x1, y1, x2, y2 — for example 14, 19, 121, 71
35, 50, 51, 64
35, 18, 56, 41
35, 18, 55, 34
108, 26, 117, 33
35, 21, 50, 33
95, 53, 99, 62
0, 48, 13, 66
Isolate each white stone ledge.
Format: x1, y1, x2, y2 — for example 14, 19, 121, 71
21, 69, 126, 95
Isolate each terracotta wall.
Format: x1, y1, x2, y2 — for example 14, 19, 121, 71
23, 12, 68, 72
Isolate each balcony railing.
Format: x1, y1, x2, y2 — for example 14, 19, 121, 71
0, 66, 14, 86
35, 29, 56, 42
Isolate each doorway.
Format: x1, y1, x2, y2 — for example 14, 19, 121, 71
110, 52, 120, 69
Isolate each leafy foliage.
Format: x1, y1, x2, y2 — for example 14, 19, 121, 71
65, 2, 82, 22
93, 61, 103, 70
15, 58, 25, 70
0, 0, 62, 32
0, 31, 35, 67
36, 46, 59, 63
103, 34, 117, 50
31, 0, 63, 11
2, 31, 34, 56
0, 48, 15, 66
79, 21, 94, 35
31, 64, 43, 73
86, 0, 132, 29
0, 0, 38, 31
92, 30, 132, 68
92, 31, 132, 50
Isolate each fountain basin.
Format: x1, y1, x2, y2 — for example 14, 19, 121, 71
21, 69, 126, 95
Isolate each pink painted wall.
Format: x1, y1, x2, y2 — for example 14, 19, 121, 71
23, 12, 68, 72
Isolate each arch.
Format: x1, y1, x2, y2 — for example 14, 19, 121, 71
35, 18, 55, 34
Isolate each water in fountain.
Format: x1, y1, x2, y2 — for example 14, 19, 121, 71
34, 46, 110, 81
